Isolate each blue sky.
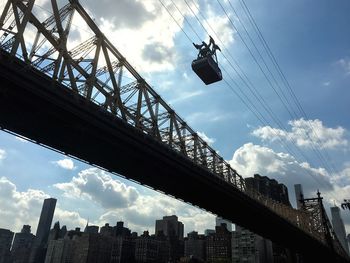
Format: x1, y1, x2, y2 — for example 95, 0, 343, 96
0, 0, 350, 238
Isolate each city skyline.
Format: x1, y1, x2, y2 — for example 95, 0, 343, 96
0, 0, 350, 253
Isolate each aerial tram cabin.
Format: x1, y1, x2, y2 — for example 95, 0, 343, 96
192, 36, 222, 85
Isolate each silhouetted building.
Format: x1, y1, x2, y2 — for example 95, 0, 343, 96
245, 174, 291, 206
110, 235, 136, 263
135, 231, 159, 262
0, 228, 14, 263
72, 232, 113, 263
30, 198, 57, 263
100, 223, 113, 236
44, 222, 69, 263
204, 230, 215, 236
206, 224, 231, 262
215, 217, 232, 232
155, 215, 184, 240
294, 184, 304, 209
232, 225, 273, 263
155, 216, 184, 262
11, 225, 35, 263
114, 221, 131, 237
84, 225, 99, 234
331, 206, 349, 254
184, 231, 206, 261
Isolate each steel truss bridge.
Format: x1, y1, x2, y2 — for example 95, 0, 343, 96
0, 0, 348, 261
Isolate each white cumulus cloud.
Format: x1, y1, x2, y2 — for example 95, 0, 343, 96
197, 131, 216, 145
0, 149, 6, 160
0, 176, 85, 233
252, 118, 348, 150
54, 168, 139, 209
54, 168, 216, 234
337, 58, 350, 75
229, 143, 333, 198
52, 158, 76, 170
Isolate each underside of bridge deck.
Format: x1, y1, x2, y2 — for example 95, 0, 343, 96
0, 51, 348, 262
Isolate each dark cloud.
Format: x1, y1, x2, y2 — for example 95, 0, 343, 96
84, 0, 155, 29
142, 42, 175, 64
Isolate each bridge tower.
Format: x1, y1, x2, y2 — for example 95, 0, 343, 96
301, 191, 348, 260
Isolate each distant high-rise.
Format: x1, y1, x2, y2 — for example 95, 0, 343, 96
11, 225, 35, 263
294, 184, 304, 209
0, 228, 14, 263
244, 174, 295, 262
30, 198, 57, 263
331, 206, 349, 255
155, 215, 184, 240
184, 231, 206, 261
215, 216, 232, 232
155, 215, 184, 261
245, 174, 291, 206
36, 198, 57, 246
206, 224, 231, 262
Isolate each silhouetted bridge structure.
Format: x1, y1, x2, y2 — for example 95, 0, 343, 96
0, 1, 348, 262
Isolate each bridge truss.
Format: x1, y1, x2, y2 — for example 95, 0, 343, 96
0, 0, 348, 260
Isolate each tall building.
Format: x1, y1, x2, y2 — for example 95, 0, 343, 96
155, 215, 184, 240
245, 174, 291, 206
30, 198, 57, 263
36, 198, 57, 246
215, 217, 232, 232
135, 231, 159, 262
331, 206, 349, 254
294, 184, 304, 209
155, 215, 184, 261
184, 231, 206, 262
0, 228, 14, 263
11, 225, 36, 263
244, 174, 294, 262
206, 224, 231, 262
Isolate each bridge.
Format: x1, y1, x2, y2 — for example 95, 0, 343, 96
0, 0, 348, 262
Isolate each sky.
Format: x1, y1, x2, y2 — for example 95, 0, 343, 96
0, 0, 350, 239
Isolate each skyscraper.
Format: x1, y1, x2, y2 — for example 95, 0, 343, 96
331, 206, 349, 254
30, 198, 57, 263
36, 198, 57, 246
294, 184, 304, 209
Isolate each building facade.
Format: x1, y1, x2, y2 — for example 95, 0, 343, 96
0, 228, 14, 263
206, 224, 231, 263
331, 206, 349, 254
11, 225, 35, 263
30, 198, 57, 263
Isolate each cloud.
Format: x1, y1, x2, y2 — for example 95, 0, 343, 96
0, 176, 87, 233
252, 118, 348, 150
229, 143, 333, 199
186, 111, 235, 125
54, 168, 216, 234
78, 0, 201, 73
204, 8, 235, 46
168, 90, 204, 105
0, 149, 6, 160
84, 0, 155, 30
52, 158, 76, 170
54, 168, 139, 209
336, 58, 350, 75
197, 131, 216, 145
